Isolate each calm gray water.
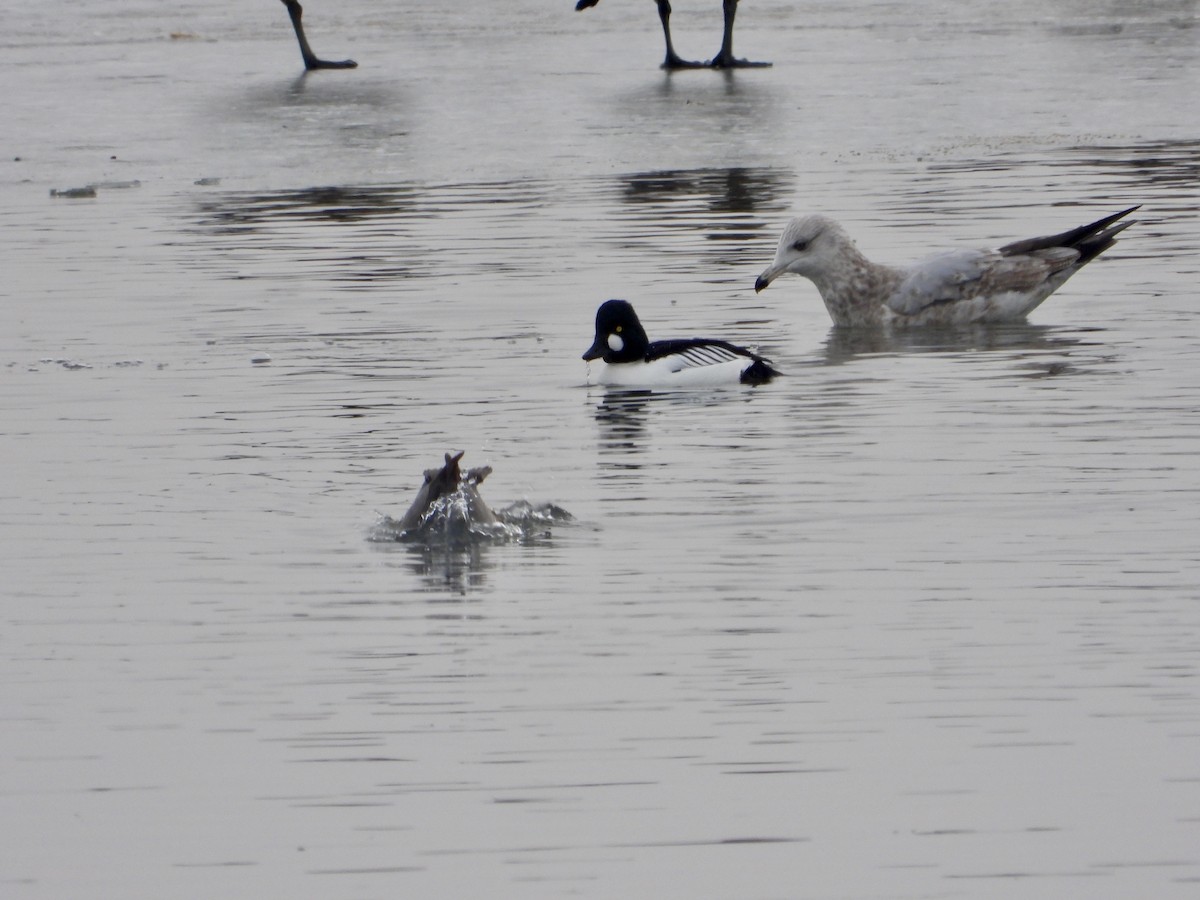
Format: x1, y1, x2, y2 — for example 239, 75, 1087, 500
3, 2, 1199, 898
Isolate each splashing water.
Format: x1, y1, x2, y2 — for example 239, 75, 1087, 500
370, 486, 572, 547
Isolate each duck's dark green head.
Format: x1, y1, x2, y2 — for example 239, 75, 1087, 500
583, 299, 650, 364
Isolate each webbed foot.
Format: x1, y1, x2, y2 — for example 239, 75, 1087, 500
304, 57, 358, 70
709, 52, 771, 69
661, 52, 708, 70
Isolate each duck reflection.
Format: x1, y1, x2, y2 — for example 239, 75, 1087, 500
401, 541, 494, 597
589, 385, 766, 461
592, 389, 653, 455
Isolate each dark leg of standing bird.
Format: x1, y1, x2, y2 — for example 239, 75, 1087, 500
710, 0, 770, 68
574, 0, 704, 69
653, 0, 706, 69
281, 0, 357, 70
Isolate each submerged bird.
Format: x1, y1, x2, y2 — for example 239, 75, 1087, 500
754, 207, 1138, 328
583, 299, 779, 386
384, 452, 572, 546
574, 0, 770, 69
397, 451, 498, 536
280, 0, 357, 70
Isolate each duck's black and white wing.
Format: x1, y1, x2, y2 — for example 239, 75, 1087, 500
649, 339, 755, 372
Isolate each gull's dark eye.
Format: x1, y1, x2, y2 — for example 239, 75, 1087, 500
792, 239, 809, 252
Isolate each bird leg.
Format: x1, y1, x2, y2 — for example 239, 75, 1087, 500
654, 1, 707, 70
710, 0, 771, 68
281, 1, 358, 70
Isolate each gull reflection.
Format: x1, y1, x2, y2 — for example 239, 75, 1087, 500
818, 322, 1111, 378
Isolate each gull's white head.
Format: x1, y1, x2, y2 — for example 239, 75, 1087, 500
755, 215, 852, 293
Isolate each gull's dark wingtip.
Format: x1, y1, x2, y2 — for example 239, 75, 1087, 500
1078, 205, 1141, 238
999, 205, 1141, 259
1075, 217, 1137, 266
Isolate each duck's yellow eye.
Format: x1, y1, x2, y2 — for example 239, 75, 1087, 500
615, 325, 623, 333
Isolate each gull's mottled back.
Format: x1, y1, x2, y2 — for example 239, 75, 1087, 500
755, 207, 1138, 327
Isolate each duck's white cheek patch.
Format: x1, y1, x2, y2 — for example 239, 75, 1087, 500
607, 333, 624, 352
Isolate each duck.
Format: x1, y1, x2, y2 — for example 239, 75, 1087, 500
397, 451, 498, 536
754, 206, 1138, 328
382, 452, 573, 547
574, 0, 769, 69
583, 299, 779, 387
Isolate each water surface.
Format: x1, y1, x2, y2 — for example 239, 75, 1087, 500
3, 2, 1199, 898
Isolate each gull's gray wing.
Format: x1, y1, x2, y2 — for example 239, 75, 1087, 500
887, 247, 1080, 317
887, 250, 992, 315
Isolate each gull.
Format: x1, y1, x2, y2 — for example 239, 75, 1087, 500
754, 207, 1138, 327
574, 0, 770, 69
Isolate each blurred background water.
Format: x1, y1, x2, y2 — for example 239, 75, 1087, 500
2, 1, 1199, 898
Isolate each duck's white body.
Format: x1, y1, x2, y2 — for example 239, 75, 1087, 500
586, 348, 767, 388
